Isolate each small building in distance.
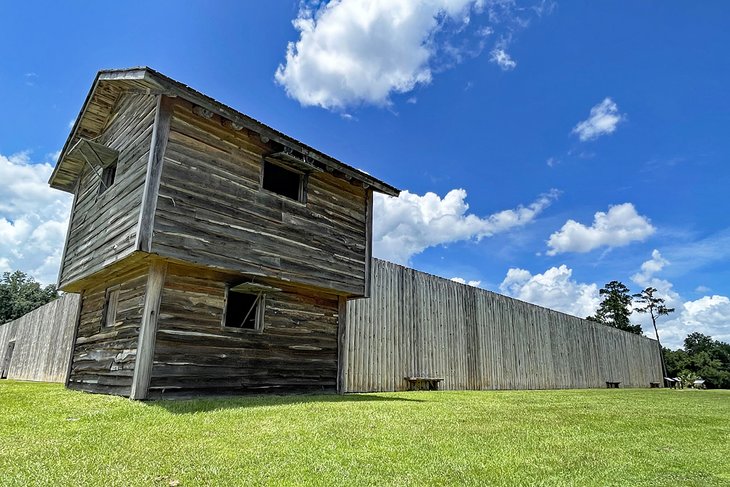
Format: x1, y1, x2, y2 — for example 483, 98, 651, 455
49, 67, 399, 399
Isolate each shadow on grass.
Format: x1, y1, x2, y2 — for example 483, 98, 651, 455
148, 392, 424, 415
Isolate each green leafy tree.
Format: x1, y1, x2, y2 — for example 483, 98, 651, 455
587, 281, 642, 334
684, 332, 715, 356
633, 287, 675, 379
664, 333, 730, 389
663, 347, 689, 377
0, 270, 59, 324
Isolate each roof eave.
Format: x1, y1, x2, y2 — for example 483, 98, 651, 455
49, 67, 401, 197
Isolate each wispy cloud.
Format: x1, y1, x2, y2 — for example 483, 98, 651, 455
572, 97, 624, 141
24, 72, 38, 87
490, 47, 517, 70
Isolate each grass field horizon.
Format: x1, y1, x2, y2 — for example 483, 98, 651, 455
0, 381, 728, 486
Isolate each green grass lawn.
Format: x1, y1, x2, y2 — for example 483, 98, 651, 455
0, 382, 728, 486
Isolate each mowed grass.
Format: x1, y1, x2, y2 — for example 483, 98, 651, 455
0, 382, 728, 486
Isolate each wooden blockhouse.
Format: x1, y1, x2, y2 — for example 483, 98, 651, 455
49, 67, 399, 399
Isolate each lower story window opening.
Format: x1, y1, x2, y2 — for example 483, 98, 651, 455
224, 289, 265, 331
102, 287, 120, 327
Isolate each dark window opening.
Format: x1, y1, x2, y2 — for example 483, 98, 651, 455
262, 161, 303, 201
102, 287, 120, 327
225, 290, 264, 330
99, 161, 117, 195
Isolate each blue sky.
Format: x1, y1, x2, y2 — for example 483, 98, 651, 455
1, 1, 729, 348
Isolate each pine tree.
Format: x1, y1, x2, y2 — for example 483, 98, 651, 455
587, 281, 642, 335
633, 287, 675, 379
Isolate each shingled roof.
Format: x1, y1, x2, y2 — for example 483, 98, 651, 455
49, 67, 400, 196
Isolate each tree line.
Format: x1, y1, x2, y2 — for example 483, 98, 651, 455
587, 280, 729, 389
0, 271, 58, 324
664, 333, 730, 389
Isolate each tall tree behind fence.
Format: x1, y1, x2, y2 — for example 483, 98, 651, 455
345, 259, 663, 392
0, 293, 80, 383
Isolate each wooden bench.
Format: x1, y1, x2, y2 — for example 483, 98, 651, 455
650, 382, 661, 388
606, 381, 621, 388
404, 377, 444, 391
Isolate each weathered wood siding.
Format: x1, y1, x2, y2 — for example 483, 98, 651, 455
59, 93, 157, 290
67, 262, 149, 396
0, 294, 80, 383
150, 99, 368, 296
148, 262, 340, 397
345, 259, 663, 392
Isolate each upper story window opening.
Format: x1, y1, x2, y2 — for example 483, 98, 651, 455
99, 160, 117, 195
262, 160, 305, 202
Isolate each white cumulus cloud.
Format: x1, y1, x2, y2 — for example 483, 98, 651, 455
276, 0, 483, 109
275, 0, 543, 109
373, 188, 559, 264
499, 251, 730, 349
660, 295, 730, 348
632, 249, 669, 285
572, 97, 624, 141
546, 203, 655, 256
0, 152, 72, 284
499, 265, 600, 319
450, 277, 482, 287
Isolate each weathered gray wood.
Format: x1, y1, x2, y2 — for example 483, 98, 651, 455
145, 261, 339, 397
58, 93, 157, 290
345, 259, 664, 392
130, 260, 167, 400
337, 295, 348, 393
66, 257, 151, 396
149, 99, 370, 297
135, 95, 174, 252
364, 189, 373, 298
51, 69, 399, 195
0, 294, 80, 383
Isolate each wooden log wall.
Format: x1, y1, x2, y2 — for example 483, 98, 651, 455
344, 259, 663, 392
66, 261, 149, 396
148, 262, 340, 397
150, 99, 368, 297
59, 92, 157, 290
0, 294, 80, 383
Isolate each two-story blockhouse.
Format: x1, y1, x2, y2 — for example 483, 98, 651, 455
49, 67, 399, 399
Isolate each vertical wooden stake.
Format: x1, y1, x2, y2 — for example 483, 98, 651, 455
364, 188, 373, 298
337, 295, 349, 394
130, 261, 167, 400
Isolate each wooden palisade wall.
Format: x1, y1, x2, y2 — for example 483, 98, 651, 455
344, 259, 663, 392
0, 294, 80, 383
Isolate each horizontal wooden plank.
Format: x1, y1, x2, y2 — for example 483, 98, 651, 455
151, 102, 368, 296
